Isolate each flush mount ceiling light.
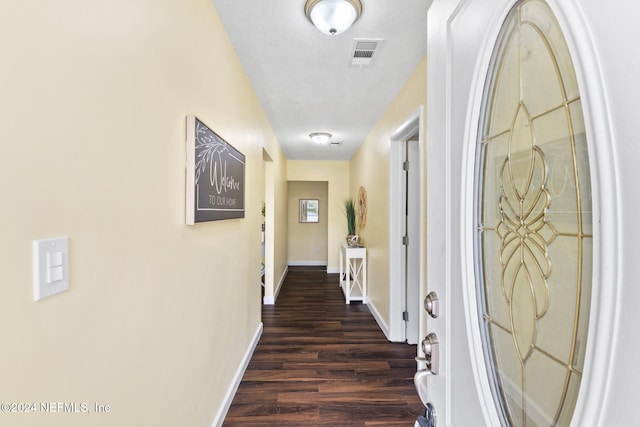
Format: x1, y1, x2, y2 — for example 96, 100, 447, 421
309, 132, 332, 144
304, 0, 363, 36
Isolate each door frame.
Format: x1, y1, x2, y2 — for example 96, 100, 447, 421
389, 106, 425, 343
262, 148, 276, 305
423, 0, 620, 425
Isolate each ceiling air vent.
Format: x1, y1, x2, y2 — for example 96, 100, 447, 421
351, 38, 383, 67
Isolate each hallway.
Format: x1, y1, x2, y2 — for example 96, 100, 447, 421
223, 267, 423, 426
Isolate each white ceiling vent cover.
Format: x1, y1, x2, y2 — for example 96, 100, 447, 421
351, 38, 383, 66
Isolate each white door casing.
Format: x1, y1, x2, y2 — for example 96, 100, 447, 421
421, 0, 627, 425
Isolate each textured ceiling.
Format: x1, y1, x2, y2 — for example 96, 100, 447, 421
212, 0, 428, 160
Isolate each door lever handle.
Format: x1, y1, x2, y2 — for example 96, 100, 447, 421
414, 366, 433, 407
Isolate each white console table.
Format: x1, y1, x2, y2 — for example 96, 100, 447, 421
339, 242, 367, 304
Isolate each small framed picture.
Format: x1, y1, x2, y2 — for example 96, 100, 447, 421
299, 199, 319, 223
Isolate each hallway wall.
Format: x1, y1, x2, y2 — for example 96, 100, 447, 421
350, 57, 427, 332
0, 1, 284, 426
287, 160, 350, 272
288, 181, 329, 266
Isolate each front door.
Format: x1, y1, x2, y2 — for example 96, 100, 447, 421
419, 0, 632, 425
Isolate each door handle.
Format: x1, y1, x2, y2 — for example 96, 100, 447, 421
414, 367, 432, 407
420, 332, 439, 375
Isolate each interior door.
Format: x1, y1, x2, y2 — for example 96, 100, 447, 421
404, 137, 421, 345
390, 110, 425, 344
419, 0, 630, 425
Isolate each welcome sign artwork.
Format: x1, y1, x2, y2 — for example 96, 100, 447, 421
185, 115, 245, 224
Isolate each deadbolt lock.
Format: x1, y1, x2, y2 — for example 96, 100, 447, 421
424, 291, 439, 318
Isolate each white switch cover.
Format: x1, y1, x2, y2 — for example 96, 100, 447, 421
33, 237, 69, 301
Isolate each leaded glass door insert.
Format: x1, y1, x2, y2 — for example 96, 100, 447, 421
474, 1, 592, 425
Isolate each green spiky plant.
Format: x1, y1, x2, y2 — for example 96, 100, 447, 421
344, 197, 356, 236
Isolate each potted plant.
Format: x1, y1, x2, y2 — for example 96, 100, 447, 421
344, 197, 359, 247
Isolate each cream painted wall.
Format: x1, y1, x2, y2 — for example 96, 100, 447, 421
0, 1, 285, 426
288, 181, 329, 265
287, 161, 350, 271
350, 57, 427, 328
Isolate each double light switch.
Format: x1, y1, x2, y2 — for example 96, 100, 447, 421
33, 237, 69, 301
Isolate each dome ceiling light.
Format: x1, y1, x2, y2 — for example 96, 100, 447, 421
309, 132, 332, 144
304, 0, 363, 36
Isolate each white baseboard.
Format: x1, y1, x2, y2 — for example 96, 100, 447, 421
287, 260, 327, 266
211, 322, 263, 427
263, 295, 275, 304
286, 262, 338, 273
366, 298, 392, 341
263, 266, 288, 305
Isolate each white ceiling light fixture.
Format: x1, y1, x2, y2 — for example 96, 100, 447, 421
309, 132, 332, 144
304, 0, 363, 36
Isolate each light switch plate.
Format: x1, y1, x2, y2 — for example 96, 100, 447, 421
33, 237, 69, 301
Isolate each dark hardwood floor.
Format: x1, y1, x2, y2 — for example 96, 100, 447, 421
223, 266, 424, 426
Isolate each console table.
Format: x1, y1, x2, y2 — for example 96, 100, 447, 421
339, 242, 367, 304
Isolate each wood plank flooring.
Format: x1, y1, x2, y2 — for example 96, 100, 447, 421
223, 266, 424, 426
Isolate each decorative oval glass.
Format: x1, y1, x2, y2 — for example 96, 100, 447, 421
474, 1, 593, 425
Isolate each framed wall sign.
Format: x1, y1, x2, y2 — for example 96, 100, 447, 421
185, 115, 245, 224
